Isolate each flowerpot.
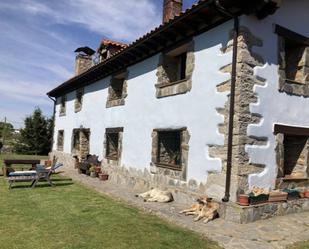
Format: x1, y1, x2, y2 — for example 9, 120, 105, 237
90, 172, 97, 178
299, 191, 306, 198
238, 195, 249, 206
95, 167, 102, 174
249, 194, 269, 205
99, 173, 109, 181
44, 160, 52, 167
305, 191, 309, 198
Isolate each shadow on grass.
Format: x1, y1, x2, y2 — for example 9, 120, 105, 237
10, 182, 74, 189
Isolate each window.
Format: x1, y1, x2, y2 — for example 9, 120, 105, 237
155, 41, 194, 98
59, 95, 66, 116
276, 25, 309, 96
151, 128, 189, 180
71, 128, 90, 159
105, 127, 123, 162
106, 71, 128, 108
110, 78, 124, 100
57, 130, 64, 151
75, 88, 84, 112
157, 130, 181, 169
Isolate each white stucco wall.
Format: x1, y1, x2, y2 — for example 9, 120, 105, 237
242, 0, 309, 189
53, 20, 233, 184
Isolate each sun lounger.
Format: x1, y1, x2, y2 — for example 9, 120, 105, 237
6, 163, 63, 189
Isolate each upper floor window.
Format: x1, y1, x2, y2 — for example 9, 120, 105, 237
155, 41, 195, 98
106, 71, 128, 108
276, 25, 309, 97
59, 95, 66, 116
75, 88, 84, 113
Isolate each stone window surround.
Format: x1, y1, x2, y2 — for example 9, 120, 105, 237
276, 24, 309, 97
106, 71, 128, 108
57, 130, 64, 151
71, 128, 90, 159
274, 124, 309, 182
150, 127, 190, 181
75, 88, 84, 113
59, 95, 66, 116
155, 40, 195, 98
103, 127, 123, 166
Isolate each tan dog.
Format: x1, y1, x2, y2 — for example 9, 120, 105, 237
180, 197, 219, 223
135, 188, 173, 203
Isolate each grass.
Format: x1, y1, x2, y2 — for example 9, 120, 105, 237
289, 242, 309, 249
0, 154, 220, 249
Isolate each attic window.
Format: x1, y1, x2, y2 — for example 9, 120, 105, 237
106, 71, 128, 108
57, 130, 64, 151
75, 88, 84, 113
156, 41, 195, 98
276, 25, 309, 96
59, 95, 66, 116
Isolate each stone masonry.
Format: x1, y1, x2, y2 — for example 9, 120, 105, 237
155, 41, 195, 98
207, 27, 268, 201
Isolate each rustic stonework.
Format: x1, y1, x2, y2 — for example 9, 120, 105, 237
207, 27, 268, 201
278, 36, 309, 97
150, 128, 190, 181
155, 41, 195, 98
71, 128, 90, 159
75, 54, 92, 75
74, 88, 84, 113
106, 72, 128, 108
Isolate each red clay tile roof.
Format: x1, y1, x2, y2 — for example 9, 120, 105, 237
101, 39, 128, 48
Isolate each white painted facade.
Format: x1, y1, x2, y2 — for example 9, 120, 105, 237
243, 0, 309, 190
52, 0, 309, 193
53, 20, 233, 184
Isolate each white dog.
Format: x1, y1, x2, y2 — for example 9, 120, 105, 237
135, 188, 173, 203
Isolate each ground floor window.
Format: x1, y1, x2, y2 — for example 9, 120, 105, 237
151, 128, 190, 181
274, 124, 309, 187
71, 128, 90, 160
104, 127, 123, 162
57, 130, 64, 151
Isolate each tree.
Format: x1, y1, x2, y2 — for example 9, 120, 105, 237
15, 108, 53, 155
0, 121, 14, 143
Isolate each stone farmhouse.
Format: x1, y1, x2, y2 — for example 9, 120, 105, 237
48, 0, 309, 204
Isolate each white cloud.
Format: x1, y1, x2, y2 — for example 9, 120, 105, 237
2, 0, 161, 42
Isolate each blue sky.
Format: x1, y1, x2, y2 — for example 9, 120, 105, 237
0, 0, 197, 128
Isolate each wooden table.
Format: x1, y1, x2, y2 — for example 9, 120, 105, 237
3, 159, 41, 177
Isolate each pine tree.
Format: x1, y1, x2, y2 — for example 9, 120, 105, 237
15, 108, 53, 155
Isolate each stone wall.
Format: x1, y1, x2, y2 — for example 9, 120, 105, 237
206, 26, 267, 201
75, 54, 92, 75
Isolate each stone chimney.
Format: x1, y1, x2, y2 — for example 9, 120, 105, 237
163, 0, 182, 23
74, 47, 95, 75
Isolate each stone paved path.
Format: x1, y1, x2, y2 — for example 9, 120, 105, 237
60, 168, 309, 249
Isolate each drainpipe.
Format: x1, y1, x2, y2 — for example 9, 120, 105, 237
222, 16, 239, 202
48, 95, 56, 153
214, 0, 239, 202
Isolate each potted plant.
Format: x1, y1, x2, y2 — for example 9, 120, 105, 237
89, 166, 97, 178
98, 171, 109, 181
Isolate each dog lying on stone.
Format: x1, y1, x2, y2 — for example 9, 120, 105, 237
180, 196, 219, 223
135, 188, 173, 203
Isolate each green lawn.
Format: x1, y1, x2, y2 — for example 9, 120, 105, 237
0, 154, 220, 249
289, 242, 309, 249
